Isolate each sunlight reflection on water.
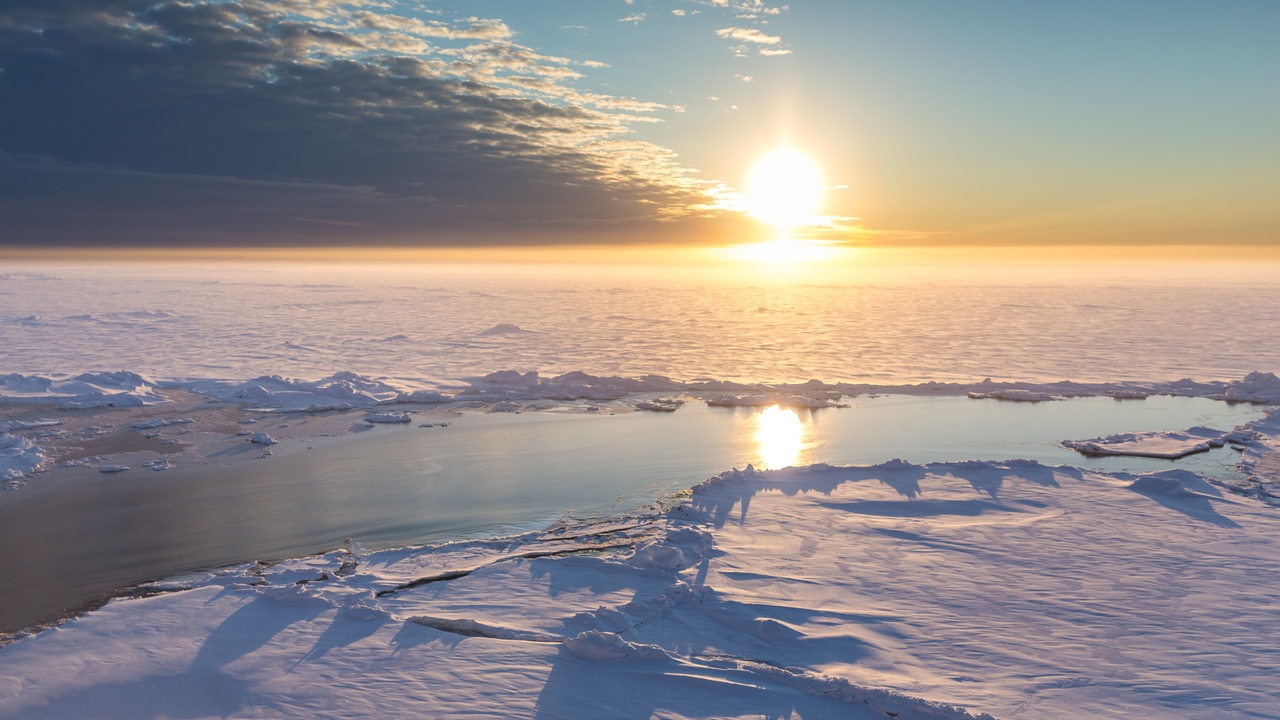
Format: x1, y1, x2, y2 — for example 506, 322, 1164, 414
755, 404, 808, 469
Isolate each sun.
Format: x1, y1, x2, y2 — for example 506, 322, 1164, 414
745, 148, 824, 231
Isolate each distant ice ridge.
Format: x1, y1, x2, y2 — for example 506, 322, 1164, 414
2, 369, 1279, 413
181, 371, 451, 412
0, 372, 165, 409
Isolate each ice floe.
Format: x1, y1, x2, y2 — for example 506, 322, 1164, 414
1062, 426, 1241, 459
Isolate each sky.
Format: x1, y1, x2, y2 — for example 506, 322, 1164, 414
1, 0, 1277, 251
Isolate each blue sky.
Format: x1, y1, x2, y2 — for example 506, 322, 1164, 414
1, 0, 1276, 249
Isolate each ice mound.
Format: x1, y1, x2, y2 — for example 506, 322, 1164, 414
0, 372, 164, 408
561, 630, 671, 661
478, 323, 533, 336
1223, 371, 1280, 403
1128, 472, 1208, 496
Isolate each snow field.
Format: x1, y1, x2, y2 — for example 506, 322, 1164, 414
3, 453, 1279, 719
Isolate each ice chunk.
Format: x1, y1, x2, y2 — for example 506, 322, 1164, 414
0, 433, 45, 480
1224, 371, 1280, 403
561, 630, 669, 661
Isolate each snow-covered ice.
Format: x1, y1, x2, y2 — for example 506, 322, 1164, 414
0, 371, 164, 409
4, 261, 1280, 389
0, 434, 44, 482
4, 446, 1280, 718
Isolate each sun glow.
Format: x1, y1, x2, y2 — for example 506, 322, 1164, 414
724, 238, 842, 265
746, 148, 825, 232
755, 404, 807, 470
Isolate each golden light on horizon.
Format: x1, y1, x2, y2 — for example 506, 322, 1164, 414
723, 238, 843, 264
745, 148, 825, 232
755, 404, 806, 470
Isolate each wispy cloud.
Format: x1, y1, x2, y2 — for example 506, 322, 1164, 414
700, 1, 791, 56
716, 26, 782, 45
0, 0, 732, 245
701, 0, 789, 19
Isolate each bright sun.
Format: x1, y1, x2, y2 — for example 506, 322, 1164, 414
746, 148, 824, 231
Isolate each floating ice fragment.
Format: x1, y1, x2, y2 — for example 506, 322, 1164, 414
366, 412, 412, 424
634, 399, 683, 412
967, 389, 1056, 402
249, 432, 277, 445
1063, 427, 1227, 459
0, 418, 63, 432
98, 465, 129, 473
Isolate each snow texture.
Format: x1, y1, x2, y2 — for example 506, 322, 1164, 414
6, 436, 1280, 718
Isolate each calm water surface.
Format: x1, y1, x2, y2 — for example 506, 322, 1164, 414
0, 394, 1264, 634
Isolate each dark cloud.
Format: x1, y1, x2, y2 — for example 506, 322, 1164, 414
0, 0, 725, 246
